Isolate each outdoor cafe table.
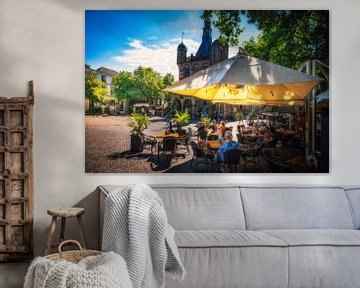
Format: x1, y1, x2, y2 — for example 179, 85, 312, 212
155, 133, 186, 159
206, 140, 258, 152
155, 133, 180, 139
207, 140, 221, 150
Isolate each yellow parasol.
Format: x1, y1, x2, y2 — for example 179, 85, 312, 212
164, 52, 322, 106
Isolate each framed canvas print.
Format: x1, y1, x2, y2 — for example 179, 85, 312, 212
85, 10, 329, 173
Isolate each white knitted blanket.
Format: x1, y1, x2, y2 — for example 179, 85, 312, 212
102, 184, 185, 288
24, 251, 133, 288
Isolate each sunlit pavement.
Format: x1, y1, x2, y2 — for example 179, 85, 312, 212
85, 115, 266, 173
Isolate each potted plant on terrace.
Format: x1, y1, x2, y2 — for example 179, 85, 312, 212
235, 111, 244, 133
174, 111, 190, 135
200, 117, 212, 129
128, 113, 150, 153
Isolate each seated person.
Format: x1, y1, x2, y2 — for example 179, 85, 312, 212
218, 120, 227, 140
217, 131, 240, 163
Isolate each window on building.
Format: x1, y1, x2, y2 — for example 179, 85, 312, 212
101, 75, 106, 83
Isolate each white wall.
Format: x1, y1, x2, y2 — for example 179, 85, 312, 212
0, 0, 359, 256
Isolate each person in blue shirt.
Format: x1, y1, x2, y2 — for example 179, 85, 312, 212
217, 131, 240, 163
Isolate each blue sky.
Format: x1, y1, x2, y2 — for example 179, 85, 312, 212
85, 10, 260, 79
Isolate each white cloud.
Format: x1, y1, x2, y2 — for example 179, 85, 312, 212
111, 38, 200, 80
109, 34, 255, 80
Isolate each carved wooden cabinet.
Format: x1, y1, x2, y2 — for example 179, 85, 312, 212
0, 81, 34, 261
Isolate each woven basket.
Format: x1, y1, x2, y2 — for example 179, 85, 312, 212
45, 240, 102, 263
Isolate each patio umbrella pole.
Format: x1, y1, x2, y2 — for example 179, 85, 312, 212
305, 61, 311, 159
311, 60, 317, 159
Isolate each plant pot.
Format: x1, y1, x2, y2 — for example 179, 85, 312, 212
177, 128, 187, 136
130, 134, 143, 153
237, 125, 241, 133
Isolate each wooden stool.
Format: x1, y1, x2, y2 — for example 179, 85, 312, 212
45, 207, 87, 255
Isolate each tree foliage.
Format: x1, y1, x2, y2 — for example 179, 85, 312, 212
112, 71, 143, 102
113, 66, 175, 103
85, 70, 109, 106
163, 73, 175, 87
202, 10, 243, 46
203, 10, 329, 69
242, 10, 329, 69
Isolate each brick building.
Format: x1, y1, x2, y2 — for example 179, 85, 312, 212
171, 20, 229, 117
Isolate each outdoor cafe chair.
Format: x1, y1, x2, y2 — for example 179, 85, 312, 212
242, 142, 262, 171
140, 133, 157, 154
190, 141, 214, 172
242, 135, 257, 144
198, 129, 208, 142
177, 129, 187, 136
157, 136, 178, 165
224, 149, 242, 172
262, 148, 293, 173
236, 133, 242, 143
187, 127, 196, 138
177, 133, 190, 154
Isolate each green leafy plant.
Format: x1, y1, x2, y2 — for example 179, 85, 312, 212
128, 113, 150, 134
200, 117, 212, 129
235, 112, 244, 124
174, 111, 190, 128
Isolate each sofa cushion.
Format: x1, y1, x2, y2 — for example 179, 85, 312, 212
345, 188, 360, 229
241, 187, 355, 230
175, 230, 288, 248
100, 185, 246, 230
262, 229, 360, 246
261, 230, 360, 287
154, 186, 246, 230
165, 246, 288, 288
287, 246, 360, 288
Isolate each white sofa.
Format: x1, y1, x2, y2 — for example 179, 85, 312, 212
99, 185, 360, 288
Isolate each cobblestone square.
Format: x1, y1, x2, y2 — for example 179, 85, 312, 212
85, 115, 216, 173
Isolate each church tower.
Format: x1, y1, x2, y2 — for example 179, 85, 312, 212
210, 39, 229, 65
195, 20, 212, 58
177, 36, 187, 65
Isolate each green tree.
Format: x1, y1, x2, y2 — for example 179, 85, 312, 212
203, 10, 329, 69
112, 71, 142, 102
163, 73, 175, 87
243, 10, 329, 69
134, 66, 165, 102
202, 10, 243, 46
113, 67, 175, 104
85, 70, 109, 108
